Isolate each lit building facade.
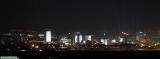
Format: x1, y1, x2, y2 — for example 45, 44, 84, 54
74, 32, 83, 44
46, 30, 52, 42
84, 35, 92, 41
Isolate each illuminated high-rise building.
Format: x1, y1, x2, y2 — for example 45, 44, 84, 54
79, 35, 83, 43
85, 35, 92, 41
46, 30, 51, 42
75, 35, 78, 43
74, 32, 83, 43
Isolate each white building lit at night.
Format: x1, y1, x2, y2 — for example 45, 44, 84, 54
46, 30, 52, 42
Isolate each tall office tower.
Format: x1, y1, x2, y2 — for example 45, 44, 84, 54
74, 32, 83, 43
75, 35, 78, 43
74, 34, 83, 43
46, 30, 51, 42
79, 35, 83, 43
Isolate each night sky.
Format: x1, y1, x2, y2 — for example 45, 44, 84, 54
1, 0, 160, 32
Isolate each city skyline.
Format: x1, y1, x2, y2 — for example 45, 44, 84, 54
1, 0, 160, 58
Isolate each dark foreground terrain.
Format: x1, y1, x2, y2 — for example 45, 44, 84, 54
1, 50, 160, 59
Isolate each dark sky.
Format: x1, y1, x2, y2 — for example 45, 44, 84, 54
1, 0, 160, 32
